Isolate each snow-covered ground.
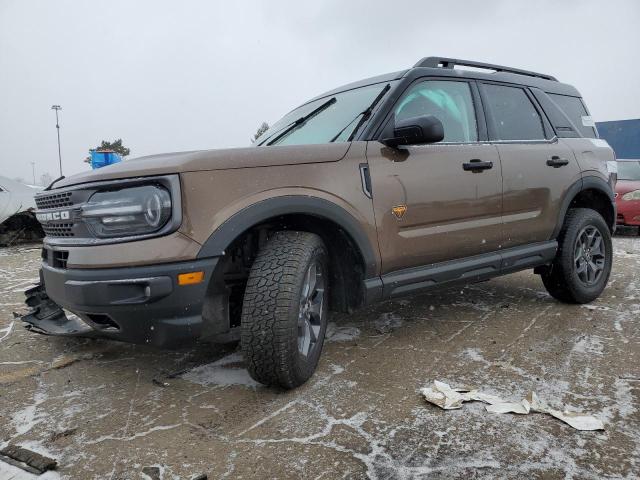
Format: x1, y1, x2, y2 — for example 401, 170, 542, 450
0, 235, 638, 479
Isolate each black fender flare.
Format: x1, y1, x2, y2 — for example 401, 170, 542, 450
552, 175, 616, 238
196, 195, 378, 277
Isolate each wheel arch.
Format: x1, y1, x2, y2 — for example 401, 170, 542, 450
553, 176, 616, 238
197, 195, 379, 315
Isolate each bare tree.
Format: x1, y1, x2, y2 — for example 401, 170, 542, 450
252, 122, 269, 143
40, 172, 53, 187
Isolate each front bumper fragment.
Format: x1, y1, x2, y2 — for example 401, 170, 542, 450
21, 257, 219, 348
22, 283, 98, 337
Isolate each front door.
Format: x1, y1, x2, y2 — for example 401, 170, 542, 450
367, 79, 503, 275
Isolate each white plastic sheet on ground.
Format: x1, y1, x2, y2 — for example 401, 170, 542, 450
420, 380, 604, 431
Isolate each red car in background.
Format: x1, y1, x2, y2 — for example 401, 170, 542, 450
615, 160, 640, 233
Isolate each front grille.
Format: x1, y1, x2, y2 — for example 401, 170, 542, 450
35, 191, 73, 210
42, 223, 75, 237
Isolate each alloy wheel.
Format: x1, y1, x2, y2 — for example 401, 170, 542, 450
574, 225, 606, 285
297, 261, 325, 357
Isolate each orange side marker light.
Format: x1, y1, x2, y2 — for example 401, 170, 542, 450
178, 271, 205, 286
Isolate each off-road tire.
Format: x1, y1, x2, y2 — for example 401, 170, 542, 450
241, 231, 329, 389
542, 208, 612, 304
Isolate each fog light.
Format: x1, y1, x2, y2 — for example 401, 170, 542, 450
178, 271, 205, 286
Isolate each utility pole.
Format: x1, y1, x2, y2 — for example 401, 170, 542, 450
51, 105, 63, 176
31, 162, 36, 185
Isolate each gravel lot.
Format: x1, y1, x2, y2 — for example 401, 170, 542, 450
0, 235, 638, 479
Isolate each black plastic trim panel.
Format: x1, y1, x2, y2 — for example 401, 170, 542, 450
197, 195, 378, 277
362, 241, 558, 302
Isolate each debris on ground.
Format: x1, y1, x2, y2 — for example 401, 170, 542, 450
420, 380, 605, 431
152, 378, 170, 387
0, 444, 57, 475
49, 428, 78, 442
141, 465, 161, 480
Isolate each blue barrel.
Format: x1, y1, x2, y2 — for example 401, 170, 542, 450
90, 151, 122, 169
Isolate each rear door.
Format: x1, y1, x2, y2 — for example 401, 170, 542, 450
479, 82, 582, 248
367, 78, 502, 274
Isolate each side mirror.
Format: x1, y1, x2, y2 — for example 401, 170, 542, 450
382, 115, 444, 147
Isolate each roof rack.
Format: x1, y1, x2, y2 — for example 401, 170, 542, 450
414, 56, 557, 82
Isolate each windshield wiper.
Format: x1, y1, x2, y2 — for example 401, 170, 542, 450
265, 97, 337, 146
332, 83, 390, 143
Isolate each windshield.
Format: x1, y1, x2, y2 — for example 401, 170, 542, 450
256, 83, 391, 146
618, 161, 640, 180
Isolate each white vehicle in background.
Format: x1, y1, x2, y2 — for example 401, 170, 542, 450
0, 176, 40, 224
0, 176, 43, 245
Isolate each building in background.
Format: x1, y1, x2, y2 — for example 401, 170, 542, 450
596, 119, 640, 159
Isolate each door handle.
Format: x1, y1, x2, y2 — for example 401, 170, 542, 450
546, 156, 569, 168
462, 159, 493, 172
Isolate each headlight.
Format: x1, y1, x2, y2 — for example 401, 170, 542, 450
622, 190, 640, 201
82, 185, 172, 238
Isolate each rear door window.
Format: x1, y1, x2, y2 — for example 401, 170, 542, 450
548, 93, 597, 138
482, 84, 546, 141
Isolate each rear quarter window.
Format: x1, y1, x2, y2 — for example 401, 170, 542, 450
548, 93, 597, 138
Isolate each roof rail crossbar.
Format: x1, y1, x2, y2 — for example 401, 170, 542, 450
414, 56, 557, 81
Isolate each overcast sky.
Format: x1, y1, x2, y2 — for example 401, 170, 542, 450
1, 0, 639, 183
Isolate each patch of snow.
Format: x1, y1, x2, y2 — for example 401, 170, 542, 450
11, 388, 47, 436
462, 348, 488, 364
571, 336, 604, 356
0, 321, 14, 343
325, 322, 360, 342
181, 352, 259, 387
581, 304, 611, 312
0, 462, 60, 480
373, 312, 403, 333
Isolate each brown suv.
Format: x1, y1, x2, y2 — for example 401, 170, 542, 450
24, 57, 616, 388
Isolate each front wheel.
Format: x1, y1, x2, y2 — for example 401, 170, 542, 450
541, 208, 612, 304
241, 231, 329, 389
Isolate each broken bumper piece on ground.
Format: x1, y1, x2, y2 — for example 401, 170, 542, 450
421, 380, 605, 431
20, 282, 96, 337
0, 445, 57, 475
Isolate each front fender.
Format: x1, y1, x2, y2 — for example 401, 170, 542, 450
196, 195, 379, 277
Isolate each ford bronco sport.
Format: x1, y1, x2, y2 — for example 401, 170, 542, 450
23, 57, 616, 388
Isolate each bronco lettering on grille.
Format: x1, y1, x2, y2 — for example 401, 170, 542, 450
36, 210, 71, 223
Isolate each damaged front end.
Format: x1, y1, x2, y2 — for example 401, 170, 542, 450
21, 282, 97, 338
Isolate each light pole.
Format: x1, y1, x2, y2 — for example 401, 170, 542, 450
31, 162, 36, 185
51, 105, 63, 176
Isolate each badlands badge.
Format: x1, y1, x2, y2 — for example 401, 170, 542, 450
392, 205, 407, 220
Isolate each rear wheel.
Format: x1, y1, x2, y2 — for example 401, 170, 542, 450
241, 231, 328, 389
541, 208, 612, 304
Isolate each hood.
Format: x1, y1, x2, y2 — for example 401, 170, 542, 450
53, 143, 351, 189
615, 180, 640, 196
